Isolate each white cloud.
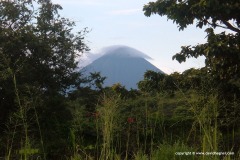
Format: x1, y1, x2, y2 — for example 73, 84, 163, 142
108, 9, 141, 16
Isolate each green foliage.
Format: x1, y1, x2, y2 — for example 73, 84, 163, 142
173, 29, 240, 82
138, 70, 183, 96
96, 95, 121, 160
150, 142, 195, 160
1, 0, 240, 159
143, 3, 240, 153
0, 0, 89, 159
138, 70, 166, 93
88, 72, 106, 90
144, 0, 240, 32
0, 0, 89, 92
143, 0, 240, 99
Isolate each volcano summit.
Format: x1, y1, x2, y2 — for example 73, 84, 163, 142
82, 46, 164, 89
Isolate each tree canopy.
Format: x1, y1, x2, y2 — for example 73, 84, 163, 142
0, 0, 89, 94
144, 0, 239, 32
0, 0, 89, 140
143, 0, 240, 84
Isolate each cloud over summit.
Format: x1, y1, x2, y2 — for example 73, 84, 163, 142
100, 45, 153, 60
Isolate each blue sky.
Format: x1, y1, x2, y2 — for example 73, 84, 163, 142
52, 0, 207, 74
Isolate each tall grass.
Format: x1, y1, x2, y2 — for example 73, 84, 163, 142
190, 94, 220, 160
2, 74, 239, 159
69, 84, 239, 160
3, 73, 44, 160
97, 94, 120, 160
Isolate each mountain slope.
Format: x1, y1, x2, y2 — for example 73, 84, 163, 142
82, 46, 164, 89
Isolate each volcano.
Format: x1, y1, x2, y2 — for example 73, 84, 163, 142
82, 46, 164, 89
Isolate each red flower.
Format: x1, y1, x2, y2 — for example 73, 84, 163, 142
127, 117, 134, 123
92, 112, 100, 118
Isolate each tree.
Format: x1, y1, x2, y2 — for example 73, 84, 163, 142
138, 70, 165, 93
0, 0, 89, 158
88, 72, 106, 90
0, 0, 89, 116
143, 1, 240, 149
0, 0, 89, 94
143, 0, 240, 85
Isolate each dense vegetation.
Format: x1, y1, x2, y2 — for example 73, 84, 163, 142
0, 0, 239, 159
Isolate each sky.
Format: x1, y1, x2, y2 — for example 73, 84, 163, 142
52, 0, 207, 74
